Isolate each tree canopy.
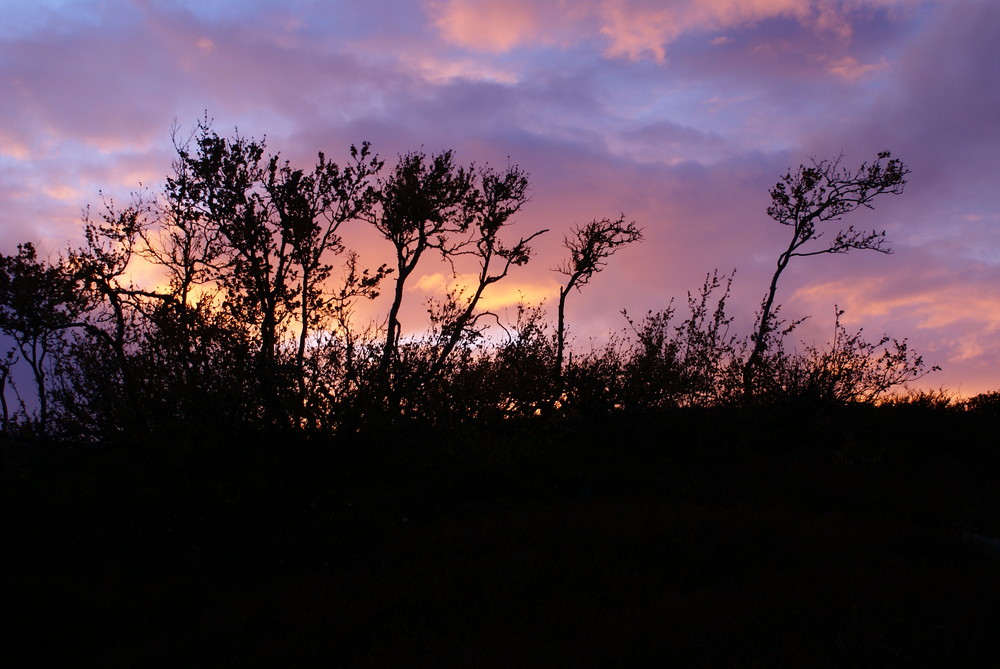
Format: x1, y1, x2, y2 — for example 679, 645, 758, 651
0, 126, 939, 440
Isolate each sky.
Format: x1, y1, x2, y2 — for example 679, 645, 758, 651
2, 0, 999, 396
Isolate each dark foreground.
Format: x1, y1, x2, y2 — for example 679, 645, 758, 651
6, 403, 1000, 667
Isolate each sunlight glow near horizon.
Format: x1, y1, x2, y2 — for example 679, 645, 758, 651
1, 0, 999, 396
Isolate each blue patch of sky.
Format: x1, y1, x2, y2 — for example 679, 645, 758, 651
2, 0, 141, 38
148, 0, 267, 24
151, 0, 430, 42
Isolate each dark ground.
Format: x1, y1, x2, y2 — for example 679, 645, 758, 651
5, 403, 1000, 667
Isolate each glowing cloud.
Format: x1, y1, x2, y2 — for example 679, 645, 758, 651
427, 0, 558, 52
412, 272, 559, 310
428, 0, 919, 62
195, 36, 216, 53
793, 275, 1000, 366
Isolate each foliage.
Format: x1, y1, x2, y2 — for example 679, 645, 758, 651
758, 308, 940, 404
0, 243, 87, 434
554, 214, 643, 376
0, 128, 951, 441
745, 152, 910, 396
623, 270, 743, 408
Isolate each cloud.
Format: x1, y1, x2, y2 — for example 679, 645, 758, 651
826, 55, 889, 82
427, 0, 560, 52
427, 0, 921, 62
788, 261, 1000, 394
1, 0, 996, 396
414, 272, 558, 308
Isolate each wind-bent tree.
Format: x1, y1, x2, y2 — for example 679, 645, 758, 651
425, 164, 545, 381
364, 149, 477, 386
554, 215, 642, 377
743, 152, 909, 397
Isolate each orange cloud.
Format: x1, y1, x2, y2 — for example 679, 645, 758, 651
412, 271, 558, 309
795, 276, 1000, 330
195, 37, 217, 54
42, 184, 84, 202
476, 280, 560, 310
598, 2, 680, 62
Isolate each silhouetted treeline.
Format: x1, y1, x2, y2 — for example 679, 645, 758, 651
0, 121, 965, 442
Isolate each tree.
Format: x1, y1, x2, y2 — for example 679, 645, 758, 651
0, 243, 87, 434
364, 149, 477, 387
71, 196, 150, 366
170, 120, 382, 423
554, 215, 642, 377
171, 126, 294, 421
743, 151, 909, 397
265, 143, 384, 404
424, 164, 545, 382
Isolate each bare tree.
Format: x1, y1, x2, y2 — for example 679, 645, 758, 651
743, 151, 909, 397
554, 215, 643, 377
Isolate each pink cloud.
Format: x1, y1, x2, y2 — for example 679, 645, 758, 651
427, 0, 560, 52
787, 259, 1000, 396
2, 0, 996, 397
427, 0, 920, 62
826, 55, 889, 82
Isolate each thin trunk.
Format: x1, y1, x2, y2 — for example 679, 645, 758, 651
380, 250, 415, 382
0, 370, 8, 432
28, 339, 47, 436
556, 286, 568, 379
259, 300, 281, 423
428, 281, 488, 381
555, 269, 582, 380
296, 266, 310, 403
743, 250, 790, 397
380, 276, 406, 379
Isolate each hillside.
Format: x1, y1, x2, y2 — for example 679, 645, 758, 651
6, 402, 1000, 666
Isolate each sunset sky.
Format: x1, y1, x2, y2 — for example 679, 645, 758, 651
2, 0, 998, 395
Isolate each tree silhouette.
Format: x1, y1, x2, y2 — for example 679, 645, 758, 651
0, 243, 86, 434
171, 125, 292, 420
363, 149, 477, 392
424, 164, 545, 382
169, 120, 382, 423
0, 118, 946, 440
743, 152, 909, 397
554, 215, 642, 377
